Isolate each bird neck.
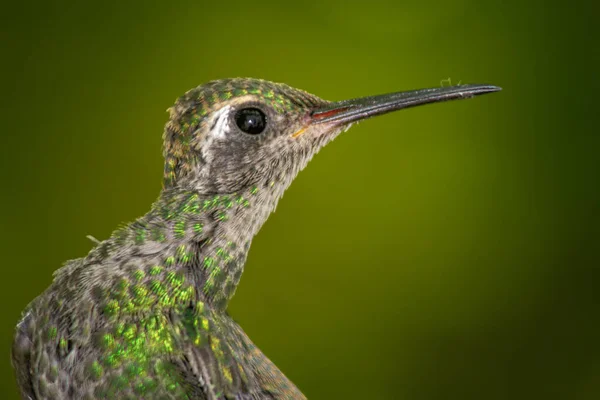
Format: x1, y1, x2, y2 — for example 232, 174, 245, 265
124, 180, 286, 311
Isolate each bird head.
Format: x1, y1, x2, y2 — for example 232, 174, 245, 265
163, 78, 500, 195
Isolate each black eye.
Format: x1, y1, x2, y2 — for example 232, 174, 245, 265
235, 108, 266, 135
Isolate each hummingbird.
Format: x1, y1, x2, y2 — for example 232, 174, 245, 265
12, 78, 500, 399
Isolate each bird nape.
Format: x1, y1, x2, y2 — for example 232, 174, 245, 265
12, 78, 500, 400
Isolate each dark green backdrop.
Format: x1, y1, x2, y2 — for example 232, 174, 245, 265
2, 1, 598, 399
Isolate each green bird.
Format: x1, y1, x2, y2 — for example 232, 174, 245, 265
12, 78, 500, 399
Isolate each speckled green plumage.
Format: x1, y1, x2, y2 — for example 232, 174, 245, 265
13, 78, 323, 400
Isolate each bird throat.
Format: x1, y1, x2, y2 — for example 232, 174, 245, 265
97, 179, 286, 313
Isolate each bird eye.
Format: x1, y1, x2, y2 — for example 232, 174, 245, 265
235, 108, 266, 135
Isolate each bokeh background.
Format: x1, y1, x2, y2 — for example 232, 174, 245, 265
2, 1, 598, 399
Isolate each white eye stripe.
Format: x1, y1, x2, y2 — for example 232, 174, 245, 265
201, 105, 232, 165
209, 105, 232, 139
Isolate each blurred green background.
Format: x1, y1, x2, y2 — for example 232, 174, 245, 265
2, 0, 598, 399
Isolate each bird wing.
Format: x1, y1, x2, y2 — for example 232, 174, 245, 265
169, 310, 305, 399
167, 309, 279, 399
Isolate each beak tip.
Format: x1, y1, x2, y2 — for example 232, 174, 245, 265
483, 84, 503, 93
460, 84, 502, 95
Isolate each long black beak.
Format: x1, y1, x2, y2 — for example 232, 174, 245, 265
310, 84, 501, 125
